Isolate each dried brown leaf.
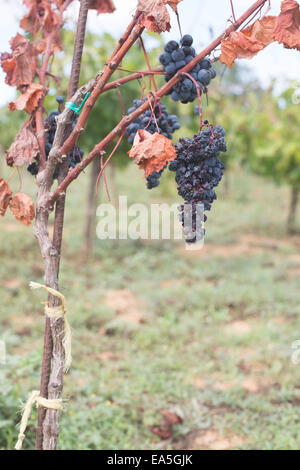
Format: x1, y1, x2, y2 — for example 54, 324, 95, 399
167, 0, 183, 13
137, 0, 171, 33
6, 121, 39, 167
9, 83, 43, 114
161, 410, 183, 425
220, 16, 276, 68
0, 179, 13, 217
89, 0, 116, 14
9, 193, 35, 226
149, 409, 183, 440
20, 1, 63, 55
0, 33, 37, 89
21, 1, 59, 33
149, 426, 172, 440
274, 0, 300, 50
128, 130, 176, 177
22, 0, 36, 8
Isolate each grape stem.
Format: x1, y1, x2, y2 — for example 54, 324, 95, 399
230, 0, 237, 22
96, 133, 124, 195
139, 37, 162, 118
181, 71, 203, 132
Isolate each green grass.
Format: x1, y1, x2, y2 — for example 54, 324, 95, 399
0, 163, 300, 450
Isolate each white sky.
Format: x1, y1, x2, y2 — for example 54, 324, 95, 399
0, 0, 299, 106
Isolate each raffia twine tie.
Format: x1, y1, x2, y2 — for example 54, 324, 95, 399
29, 281, 72, 373
14, 283, 71, 450
15, 391, 63, 450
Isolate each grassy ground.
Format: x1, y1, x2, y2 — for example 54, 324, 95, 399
0, 163, 300, 450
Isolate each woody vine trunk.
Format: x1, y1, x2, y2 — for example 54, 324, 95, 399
34, 0, 90, 450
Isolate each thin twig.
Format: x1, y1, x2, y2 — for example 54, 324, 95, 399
230, 0, 237, 22
181, 72, 203, 132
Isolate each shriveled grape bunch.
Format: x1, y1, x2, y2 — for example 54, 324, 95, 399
159, 34, 216, 104
169, 125, 227, 243
126, 98, 180, 144
27, 97, 84, 178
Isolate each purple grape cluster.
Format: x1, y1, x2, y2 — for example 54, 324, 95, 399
146, 166, 167, 189
126, 99, 180, 144
169, 125, 227, 243
159, 35, 216, 104
27, 98, 83, 178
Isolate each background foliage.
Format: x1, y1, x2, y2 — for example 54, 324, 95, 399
0, 29, 299, 450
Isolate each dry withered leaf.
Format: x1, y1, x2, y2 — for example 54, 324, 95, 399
220, 16, 276, 68
22, 0, 36, 8
0, 33, 36, 89
20, 1, 63, 55
167, 0, 183, 13
128, 130, 176, 177
161, 410, 183, 425
89, 0, 116, 14
274, 0, 300, 50
6, 121, 39, 167
21, 0, 58, 34
9, 193, 35, 226
137, 0, 171, 33
149, 409, 183, 440
9, 83, 43, 114
149, 426, 172, 440
0, 179, 13, 217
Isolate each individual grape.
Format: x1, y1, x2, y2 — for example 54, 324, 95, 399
175, 60, 186, 69
169, 124, 227, 243
199, 58, 211, 69
171, 49, 185, 62
197, 69, 211, 86
165, 62, 176, 75
185, 55, 194, 65
27, 162, 38, 176
164, 40, 179, 53
171, 91, 180, 101
180, 34, 193, 47
159, 52, 171, 66
182, 46, 193, 56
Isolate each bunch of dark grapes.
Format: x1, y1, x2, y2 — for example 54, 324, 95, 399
169, 125, 227, 243
146, 166, 166, 189
27, 96, 84, 178
126, 98, 180, 144
126, 99, 180, 189
159, 34, 216, 104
